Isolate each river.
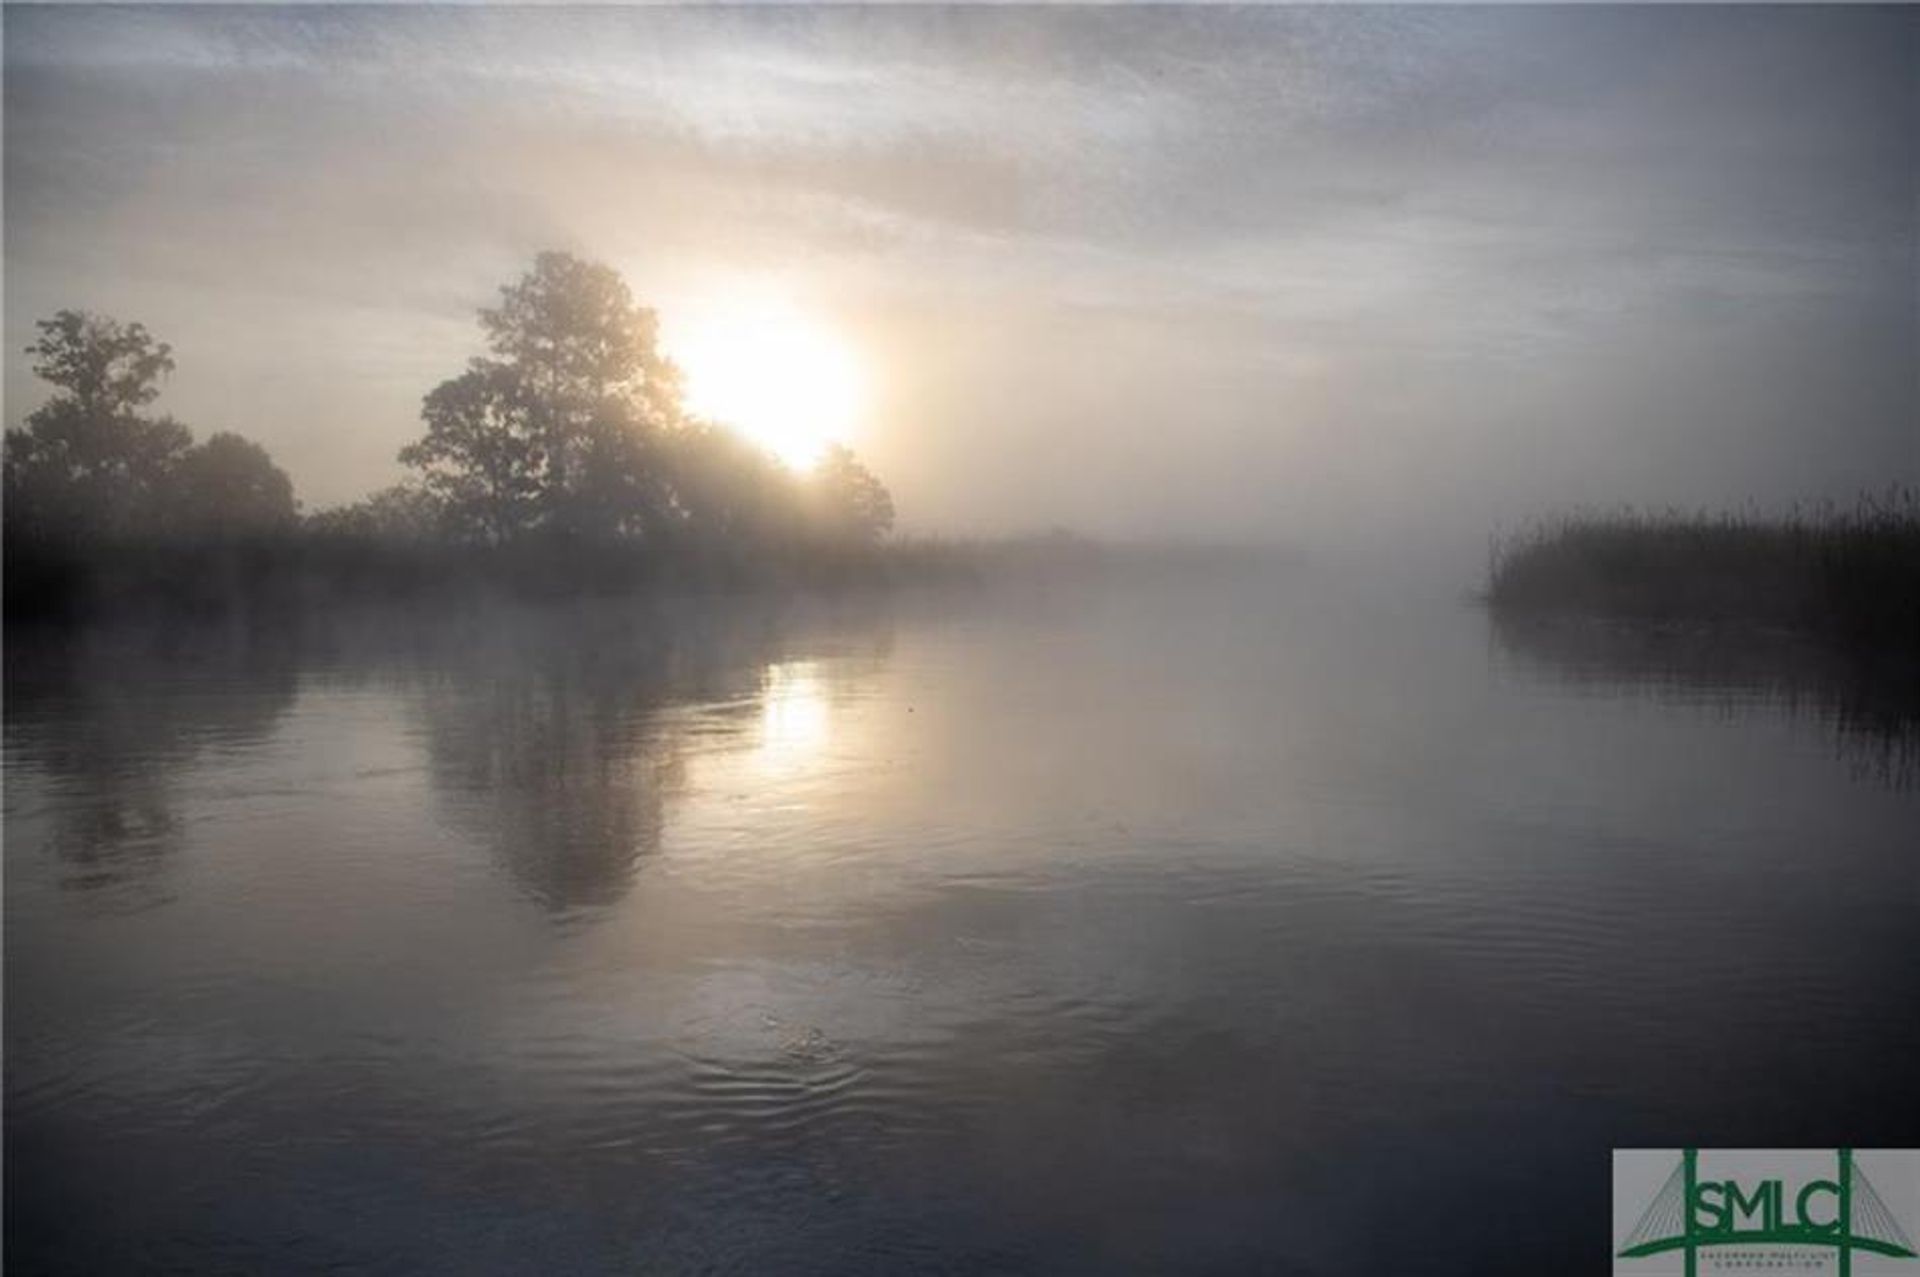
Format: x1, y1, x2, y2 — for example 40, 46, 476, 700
6, 574, 1916, 1273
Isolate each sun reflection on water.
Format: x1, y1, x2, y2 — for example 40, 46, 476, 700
758, 661, 830, 769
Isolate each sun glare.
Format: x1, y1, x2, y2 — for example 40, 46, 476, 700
667, 296, 866, 471
758, 661, 831, 773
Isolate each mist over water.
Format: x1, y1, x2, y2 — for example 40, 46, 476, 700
8, 575, 1916, 1273
5, 2, 1916, 1268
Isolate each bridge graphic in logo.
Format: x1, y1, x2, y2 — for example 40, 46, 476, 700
1618, 1149, 1916, 1276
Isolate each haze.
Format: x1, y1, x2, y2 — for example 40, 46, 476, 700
5, 5, 1914, 576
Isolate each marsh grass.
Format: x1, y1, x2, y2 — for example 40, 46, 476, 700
1485, 488, 1920, 646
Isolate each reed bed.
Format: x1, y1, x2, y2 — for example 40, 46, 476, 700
1485, 489, 1920, 647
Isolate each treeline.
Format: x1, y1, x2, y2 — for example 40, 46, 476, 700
1484, 492, 1920, 648
5, 253, 898, 622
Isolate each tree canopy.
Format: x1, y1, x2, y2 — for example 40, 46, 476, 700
171, 433, 298, 537
399, 251, 897, 552
5, 310, 295, 545
401, 252, 684, 543
6, 256, 901, 620
810, 444, 896, 543
26, 310, 175, 418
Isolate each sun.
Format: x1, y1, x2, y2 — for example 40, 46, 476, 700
665, 295, 866, 471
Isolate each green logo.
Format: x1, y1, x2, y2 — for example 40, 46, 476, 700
1618, 1149, 1916, 1275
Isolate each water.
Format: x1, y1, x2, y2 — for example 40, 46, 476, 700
6, 577, 1917, 1274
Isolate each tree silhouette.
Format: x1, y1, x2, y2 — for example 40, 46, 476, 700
666, 419, 804, 548
4, 310, 301, 619
172, 432, 297, 536
402, 252, 899, 560
25, 310, 174, 418
401, 362, 546, 543
5, 312, 191, 541
809, 443, 895, 543
402, 252, 682, 544
4, 265, 904, 622
306, 483, 443, 542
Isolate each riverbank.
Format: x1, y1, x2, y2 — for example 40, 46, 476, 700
1, 529, 1271, 628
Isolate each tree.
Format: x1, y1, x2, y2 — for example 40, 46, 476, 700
806, 444, 895, 543
307, 483, 444, 542
400, 362, 545, 543
4, 311, 191, 540
25, 310, 174, 419
4, 310, 298, 547
402, 252, 683, 543
396, 252, 903, 564
665, 420, 804, 547
171, 433, 297, 537
482, 251, 682, 425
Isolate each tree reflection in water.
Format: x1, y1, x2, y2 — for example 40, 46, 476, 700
406, 599, 894, 913
3, 628, 299, 909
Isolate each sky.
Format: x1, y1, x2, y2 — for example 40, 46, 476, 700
4, 5, 1915, 572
